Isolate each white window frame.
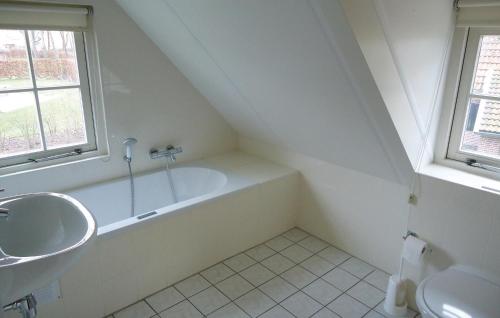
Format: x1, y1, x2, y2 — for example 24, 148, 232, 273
0, 26, 108, 175
435, 26, 500, 179
0, 30, 96, 168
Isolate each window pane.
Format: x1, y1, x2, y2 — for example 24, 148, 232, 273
28, 31, 80, 87
461, 98, 500, 159
472, 35, 500, 97
39, 88, 87, 149
0, 92, 42, 158
0, 30, 32, 91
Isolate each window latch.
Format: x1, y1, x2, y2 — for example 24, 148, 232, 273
28, 148, 83, 163
466, 159, 500, 173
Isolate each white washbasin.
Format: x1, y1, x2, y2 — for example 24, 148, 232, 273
0, 192, 96, 306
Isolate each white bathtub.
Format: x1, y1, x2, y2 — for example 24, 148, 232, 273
67, 165, 238, 236
45, 153, 298, 318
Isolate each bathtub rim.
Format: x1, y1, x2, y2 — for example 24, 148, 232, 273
63, 161, 228, 194
71, 162, 255, 238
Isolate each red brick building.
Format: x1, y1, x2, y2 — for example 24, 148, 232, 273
462, 35, 500, 158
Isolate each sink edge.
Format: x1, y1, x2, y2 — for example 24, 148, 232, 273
0, 192, 97, 268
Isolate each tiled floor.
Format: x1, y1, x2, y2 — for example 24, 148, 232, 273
108, 228, 418, 318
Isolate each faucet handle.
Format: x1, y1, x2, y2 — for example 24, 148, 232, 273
0, 207, 9, 219
166, 145, 183, 153
149, 148, 159, 160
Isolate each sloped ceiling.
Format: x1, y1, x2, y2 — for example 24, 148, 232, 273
116, 0, 414, 185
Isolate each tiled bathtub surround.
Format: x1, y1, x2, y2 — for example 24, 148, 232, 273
110, 228, 417, 318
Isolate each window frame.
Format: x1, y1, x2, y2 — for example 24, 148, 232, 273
0, 20, 109, 175
0, 30, 96, 168
446, 27, 500, 170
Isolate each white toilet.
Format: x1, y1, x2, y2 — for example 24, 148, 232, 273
416, 265, 500, 318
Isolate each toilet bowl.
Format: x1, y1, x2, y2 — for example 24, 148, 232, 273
416, 265, 500, 318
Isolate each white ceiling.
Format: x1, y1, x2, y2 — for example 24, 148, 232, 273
116, 0, 414, 184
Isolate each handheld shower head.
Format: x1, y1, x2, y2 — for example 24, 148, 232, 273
123, 138, 138, 162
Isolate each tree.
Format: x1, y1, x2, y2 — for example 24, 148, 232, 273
0, 128, 7, 151
60, 32, 70, 56
47, 31, 55, 52
15, 115, 39, 149
43, 112, 59, 140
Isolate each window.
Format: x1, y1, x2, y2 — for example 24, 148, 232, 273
0, 2, 105, 171
0, 29, 95, 166
447, 28, 500, 169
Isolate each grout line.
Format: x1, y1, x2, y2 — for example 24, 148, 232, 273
144, 299, 157, 315
210, 276, 255, 316
257, 303, 297, 318
143, 299, 156, 314
110, 228, 397, 318
290, 276, 345, 318
248, 250, 358, 315
223, 253, 257, 271
256, 248, 349, 317
226, 291, 257, 318
178, 283, 212, 300
107, 299, 156, 318
184, 296, 206, 317
264, 240, 381, 317
151, 286, 186, 315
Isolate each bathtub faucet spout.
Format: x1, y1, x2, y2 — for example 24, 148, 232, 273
150, 145, 183, 163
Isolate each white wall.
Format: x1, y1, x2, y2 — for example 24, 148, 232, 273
374, 0, 454, 133
240, 137, 500, 309
116, 0, 414, 186
341, 0, 454, 170
0, 0, 235, 196
240, 138, 409, 273
372, 0, 455, 167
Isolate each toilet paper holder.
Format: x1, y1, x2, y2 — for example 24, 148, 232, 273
402, 231, 418, 240
402, 231, 432, 254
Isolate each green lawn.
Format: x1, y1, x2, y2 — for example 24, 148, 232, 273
0, 78, 32, 90
0, 85, 85, 153
0, 78, 77, 90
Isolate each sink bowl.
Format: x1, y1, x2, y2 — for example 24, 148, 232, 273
0, 192, 96, 306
